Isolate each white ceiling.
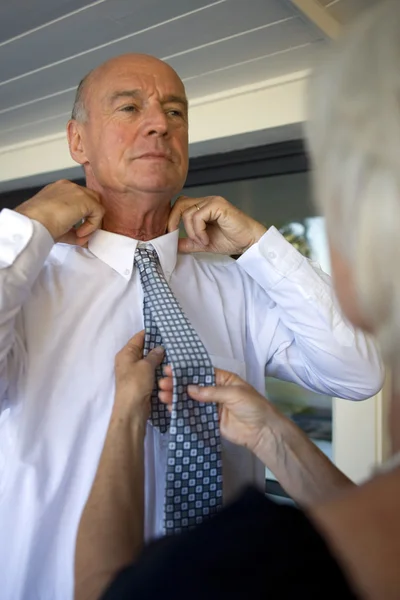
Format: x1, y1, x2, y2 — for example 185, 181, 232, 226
0, 0, 380, 179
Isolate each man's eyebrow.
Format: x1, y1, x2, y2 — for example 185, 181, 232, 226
108, 90, 188, 111
109, 89, 142, 103
163, 95, 188, 110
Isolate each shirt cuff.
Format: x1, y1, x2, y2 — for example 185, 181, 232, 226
237, 226, 305, 289
0, 209, 54, 269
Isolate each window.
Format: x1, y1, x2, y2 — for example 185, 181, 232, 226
182, 146, 334, 494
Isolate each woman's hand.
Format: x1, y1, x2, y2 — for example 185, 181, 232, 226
75, 331, 164, 600
159, 367, 274, 454
115, 331, 164, 421
160, 366, 353, 506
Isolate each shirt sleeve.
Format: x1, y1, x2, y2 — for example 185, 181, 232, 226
237, 226, 384, 400
0, 209, 54, 405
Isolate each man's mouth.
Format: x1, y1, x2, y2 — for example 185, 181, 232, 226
138, 152, 172, 161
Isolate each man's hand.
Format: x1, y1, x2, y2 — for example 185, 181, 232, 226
168, 195, 267, 255
115, 331, 164, 423
159, 366, 274, 454
15, 180, 105, 246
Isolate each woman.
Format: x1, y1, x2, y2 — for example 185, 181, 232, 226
75, 1, 400, 598
75, 334, 356, 600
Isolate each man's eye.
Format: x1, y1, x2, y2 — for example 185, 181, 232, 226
168, 109, 183, 117
120, 105, 137, 112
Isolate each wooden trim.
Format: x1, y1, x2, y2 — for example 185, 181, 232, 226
291, 0, 341, 40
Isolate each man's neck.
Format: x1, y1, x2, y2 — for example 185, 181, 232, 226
86, 179, 173, 241
102, 198, 171, 241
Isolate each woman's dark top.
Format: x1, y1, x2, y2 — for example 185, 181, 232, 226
102, 487, 358, 599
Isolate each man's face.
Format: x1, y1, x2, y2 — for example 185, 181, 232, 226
77, 57, 189, 197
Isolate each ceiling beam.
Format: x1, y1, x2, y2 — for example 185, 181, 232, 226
290, 0, 341, 39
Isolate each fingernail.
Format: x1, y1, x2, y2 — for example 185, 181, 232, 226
153, 346, 164, 354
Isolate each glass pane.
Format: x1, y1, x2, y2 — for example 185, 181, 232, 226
182, 172, 315, 227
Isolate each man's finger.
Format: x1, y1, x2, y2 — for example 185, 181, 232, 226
58, 229, 92, 247
177, 237, 207, 254
180, 205, 199, 246
181, 205, 210, 248
168, 196, 201, 232
191, 207, 212, 247
58, 229, 81, 245
167, 197, 185, 232
75, 203, 105, 238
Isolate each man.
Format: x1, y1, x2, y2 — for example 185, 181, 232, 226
0, 53, 382, 599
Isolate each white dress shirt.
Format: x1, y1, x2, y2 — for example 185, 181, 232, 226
0, 208, 382, 600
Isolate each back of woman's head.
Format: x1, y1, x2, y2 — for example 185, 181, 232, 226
306, 0, 400, 369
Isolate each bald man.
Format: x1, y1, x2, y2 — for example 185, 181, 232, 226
0, 54, 382, 599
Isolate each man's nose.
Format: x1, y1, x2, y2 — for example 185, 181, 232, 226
143, 107, 169, 137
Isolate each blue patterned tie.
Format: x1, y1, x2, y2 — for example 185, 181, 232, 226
135, 245, 223, 534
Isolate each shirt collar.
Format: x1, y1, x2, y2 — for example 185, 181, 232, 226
88, 228, 179, 281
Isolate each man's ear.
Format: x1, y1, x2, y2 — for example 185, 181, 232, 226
67, 119, 88, 165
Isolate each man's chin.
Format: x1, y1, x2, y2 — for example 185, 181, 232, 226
122, 174, 183, 196
124, 182, 180, 197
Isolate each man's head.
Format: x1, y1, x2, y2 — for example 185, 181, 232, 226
67, 54, 189, 201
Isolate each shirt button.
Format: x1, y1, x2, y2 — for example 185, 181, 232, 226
267, 251, 276, 260
124, 269, 130, 276
12, 234, 22, 243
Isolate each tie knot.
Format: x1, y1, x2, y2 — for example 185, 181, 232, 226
134, 245, 159, 271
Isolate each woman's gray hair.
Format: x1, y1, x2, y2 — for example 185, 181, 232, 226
305, 0, 400, 365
